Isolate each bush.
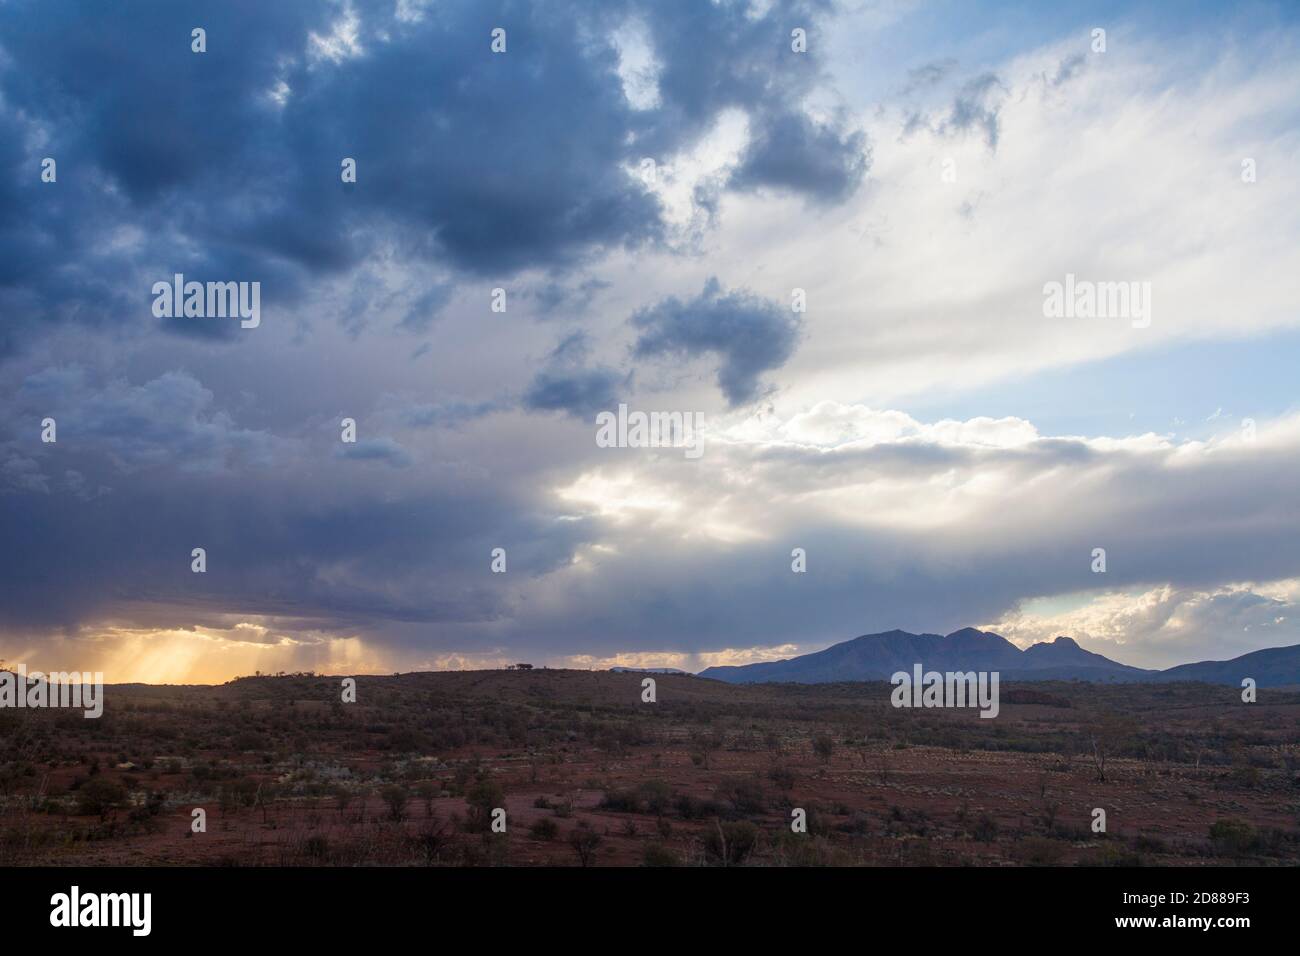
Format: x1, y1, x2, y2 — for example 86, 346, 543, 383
568, 828, 602, 866
599, 788, 641, 813
529, 817, 558, 841
1209, 818, 1258, 856
674, 793, 724, 820
718, 777, 766, 816
381, 785, 409, 822
812, 735, 835, 762
76, 777, 127, 819
642, 843, 680, 867
638, 780, 673, 815
767, 765, 796, 791
972, 813, 999, 842
1011, 836, 1066, 866
465, 778, 505, 832
705, 820, 759, 865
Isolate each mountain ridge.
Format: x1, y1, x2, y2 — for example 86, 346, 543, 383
697, 628, 1300, 687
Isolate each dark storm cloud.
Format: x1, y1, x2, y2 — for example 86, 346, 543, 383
631, 278, 801, 406
16, 366, 280, 474
523, 331, 627, 418
0, 1, 330, 356
526, 278, 611, 318
729, 110, 869, 203
334, 437, 413, 468
0, 428, 598, 633
0, 0, 863, 355
401, 400, 503, 429
631, 0, 835, 143
523, 368, 627, 418
631, 0, 868, 202
398, 283, 455, 334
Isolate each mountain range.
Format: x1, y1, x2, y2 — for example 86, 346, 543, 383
697, 627, 1300, 687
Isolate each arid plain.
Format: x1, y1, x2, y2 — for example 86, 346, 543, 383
2, 670, 1297, 867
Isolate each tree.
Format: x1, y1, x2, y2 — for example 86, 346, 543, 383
255, 781, 280, 823
529, 817, 558, 841
382, 785, 409, 822
412, 820, 449, 864
466, 778, 505, 833
706, 820, 759, 865
568, 828, 602, 866
1084, 714, 1137, 783
415, 781, 438, 817
77, 777, 127, 821
812, 734, 835, 762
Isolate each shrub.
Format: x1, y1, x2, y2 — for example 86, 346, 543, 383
638, 780, 673, 816
529, 817, 558, 841
705, 820, 760, 865
77, 777, 127, 819
718, 777, 766, 816
1209, 818, 1258, 856
465, 778, 505, 832
568, 828, 602, 866
1012, 836, 1066, 866
642, 843, 680, 867
812, 735, 835, 762
972, 814, 999, 842
767, 765, 796, 791
599, 788, 641, 813
381, 785, 409, 822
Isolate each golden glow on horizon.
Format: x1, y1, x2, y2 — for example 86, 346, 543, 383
1, 621, 813, 683
3, 624, 382, 685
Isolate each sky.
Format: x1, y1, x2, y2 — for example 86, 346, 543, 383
1, 0, 1298, 683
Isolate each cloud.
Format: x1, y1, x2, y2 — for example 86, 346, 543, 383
938, 73, 1005, 148
1, 3, 1298, 683
335, 436, 413, 468
400, 400, 503, 429
0, 0, 862, 356
523, 331, 628, 418
15, 366, 280, 475
903, 71, 1006, 149
729, 109, 869, 202
631, 277, 801, 405
987, 580, 1300, 669
524, 368, 627, 419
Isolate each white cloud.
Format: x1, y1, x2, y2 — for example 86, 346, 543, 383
988, 579, 1300, 668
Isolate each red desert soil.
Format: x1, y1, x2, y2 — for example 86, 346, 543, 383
2, 670, 1298, 866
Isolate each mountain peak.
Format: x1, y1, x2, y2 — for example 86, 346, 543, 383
699, 625, 1300, 687
700, 625, 1150, 684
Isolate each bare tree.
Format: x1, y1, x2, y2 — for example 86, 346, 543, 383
1085, 714, 1136, 783
568, 828, 602, 866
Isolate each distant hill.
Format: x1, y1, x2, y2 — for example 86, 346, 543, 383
609, 666, 688, 674
1153, 643, 1300, 687
697, 628, 1299, 687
